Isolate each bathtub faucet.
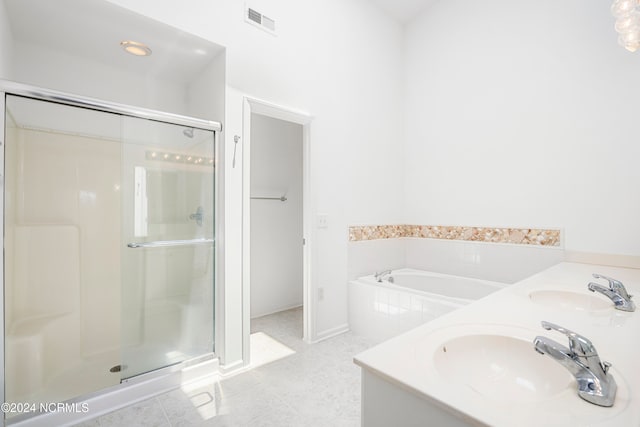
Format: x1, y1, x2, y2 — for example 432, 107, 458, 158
588, 273, 635, 312
533, 321, 616, 407
374, 270, 392, 282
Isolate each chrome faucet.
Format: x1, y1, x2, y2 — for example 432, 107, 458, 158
374, 270, 392, 282
588, 273, 635, 312
533, 321, 616, 407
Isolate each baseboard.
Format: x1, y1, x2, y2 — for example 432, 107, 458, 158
218, 359, 245, 376
312, 323, 349, 343
250, 303, 303, 319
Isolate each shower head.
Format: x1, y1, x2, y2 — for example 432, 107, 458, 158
183, 127, 194, 138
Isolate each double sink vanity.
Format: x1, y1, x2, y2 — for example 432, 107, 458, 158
354, 262, 640, 426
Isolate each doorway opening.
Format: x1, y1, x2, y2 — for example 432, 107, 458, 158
242, 97, 313, 368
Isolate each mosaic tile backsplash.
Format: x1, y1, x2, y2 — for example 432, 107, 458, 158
349, 225, 561, 246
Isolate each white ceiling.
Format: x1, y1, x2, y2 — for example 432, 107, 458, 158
2, 0, 433, 93
4, 0, 225, 85
3, 0, 433, 88
367, 0, 439, 24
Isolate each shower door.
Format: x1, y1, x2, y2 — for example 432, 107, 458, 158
120, 117, 215, 380
3, 82, 218, 418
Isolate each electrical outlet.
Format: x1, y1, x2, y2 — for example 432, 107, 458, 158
318, 287, 324, 301
317, 214, 328, 229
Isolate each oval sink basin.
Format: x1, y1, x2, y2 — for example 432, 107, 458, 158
529, 290, 611, 312
433, 334, 573, 402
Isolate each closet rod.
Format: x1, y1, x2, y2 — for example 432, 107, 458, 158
250, 196, 287, 202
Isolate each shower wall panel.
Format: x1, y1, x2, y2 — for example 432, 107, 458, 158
5, 124, 121, 405
13, 128, 122, 355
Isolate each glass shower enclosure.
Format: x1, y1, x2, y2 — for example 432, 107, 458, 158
1, 81, 218, 420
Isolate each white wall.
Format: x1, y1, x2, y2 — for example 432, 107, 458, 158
404, 0, 640, 256
6, 0, 635, 370
0, 0, 13, 79
250, 114, 303, 318
222, 87, 244, 364
12, 41, 189, 116
104, 0, 406, 344
187, 50, 226, 122
348, 238, 563, 284
403, 239, 564, 284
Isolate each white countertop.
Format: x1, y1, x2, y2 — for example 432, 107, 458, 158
354, 262, 640, 427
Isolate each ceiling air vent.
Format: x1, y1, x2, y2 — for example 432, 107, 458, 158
245, 6, 276, 35
247, 8, 261, 24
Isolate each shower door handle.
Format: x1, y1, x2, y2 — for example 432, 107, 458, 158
127, 238, 214, 248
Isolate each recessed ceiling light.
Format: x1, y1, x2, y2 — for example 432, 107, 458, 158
120, 40, 152, 57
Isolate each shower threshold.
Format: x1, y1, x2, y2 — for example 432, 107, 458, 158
6, 354, 218, 426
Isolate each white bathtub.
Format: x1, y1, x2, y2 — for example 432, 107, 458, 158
348, 268, 507, 343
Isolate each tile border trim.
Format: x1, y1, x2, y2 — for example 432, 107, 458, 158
348, 225, 561, 246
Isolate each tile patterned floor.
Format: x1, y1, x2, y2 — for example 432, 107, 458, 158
74, 308, 376, 426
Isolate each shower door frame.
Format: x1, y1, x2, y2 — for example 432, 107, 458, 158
0, 79, 223, 419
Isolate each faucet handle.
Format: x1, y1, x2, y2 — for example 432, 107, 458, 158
374, 270, 392, 282
592, 274, 633, 298
540, 321, 597, 357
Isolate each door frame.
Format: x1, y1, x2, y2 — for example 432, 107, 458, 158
242, 96, 313, 366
